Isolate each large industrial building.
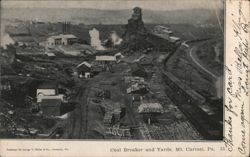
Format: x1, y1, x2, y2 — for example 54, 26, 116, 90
46, 34, 78, 48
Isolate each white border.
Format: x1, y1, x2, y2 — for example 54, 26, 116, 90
0, 0, 249, 157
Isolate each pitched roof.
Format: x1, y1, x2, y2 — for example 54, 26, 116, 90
169, 36, 180, 42
114, 52, 124, 58
138, 103, 163, 113
96, 56, 116, 61
48, 34, 77, 39
46, 52, 56, 57
76, 61, 92, 68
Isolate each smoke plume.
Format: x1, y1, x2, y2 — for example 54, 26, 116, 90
110, 31, 123, 46
1, 24, 15, 49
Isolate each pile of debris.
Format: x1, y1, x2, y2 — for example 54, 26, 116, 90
103, 112, 113, 125
105, 124, 131, 138
0, 111, 17, 137
102, 102, 122, 126
12, 127, 39, 138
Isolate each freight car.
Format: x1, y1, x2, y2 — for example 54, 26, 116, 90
162, 71, 222, 140
162, 71, 205, 105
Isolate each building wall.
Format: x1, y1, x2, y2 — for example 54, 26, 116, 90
47, 38, 54, 45
61, 37, 68, 45
77, 65, 91, 74
65, 38, 78, 45
46, 37, 78, 48
37, 94, 64, 103
54, 38, 62, 45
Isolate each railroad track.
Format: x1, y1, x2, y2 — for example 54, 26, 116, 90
65, 84, 87, 138
77, 84, 89, 139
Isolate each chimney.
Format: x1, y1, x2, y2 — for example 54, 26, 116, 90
62, 21, 71, 34
68, 22, 71, 33
65, 22, 71, 34
62, 22, 66, 34
65, 22, 68, 33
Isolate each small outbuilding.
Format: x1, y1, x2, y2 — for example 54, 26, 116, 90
114, 52, 124, 61
76, 61, 92, 77
46, 34, 78, 48
169, 36, 181, 43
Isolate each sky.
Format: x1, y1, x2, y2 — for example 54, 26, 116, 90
2, 0, 223, 10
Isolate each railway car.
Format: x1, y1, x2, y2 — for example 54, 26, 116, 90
162, 71, 222, 140
163, 71, 205, 105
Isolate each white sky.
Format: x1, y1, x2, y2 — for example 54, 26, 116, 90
1, 0, 223, 10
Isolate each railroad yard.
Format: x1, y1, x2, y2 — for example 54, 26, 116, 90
1, 6, 223, 140
61, 52, 204, 140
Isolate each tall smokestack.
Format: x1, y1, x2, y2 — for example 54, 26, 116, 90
62, 22, 66, 34
62, 22, 71, 34
67, 22, 71, 34
62, 22, 64, 34
66, 22, 68, 33
65, 21, 67, 34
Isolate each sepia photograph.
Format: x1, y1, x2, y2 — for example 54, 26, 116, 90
0, 0, 224, 141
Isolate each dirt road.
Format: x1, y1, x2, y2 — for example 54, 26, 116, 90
189, 46, 218, 80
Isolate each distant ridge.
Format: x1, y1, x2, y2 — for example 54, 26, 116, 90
2, 8, 222, 25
